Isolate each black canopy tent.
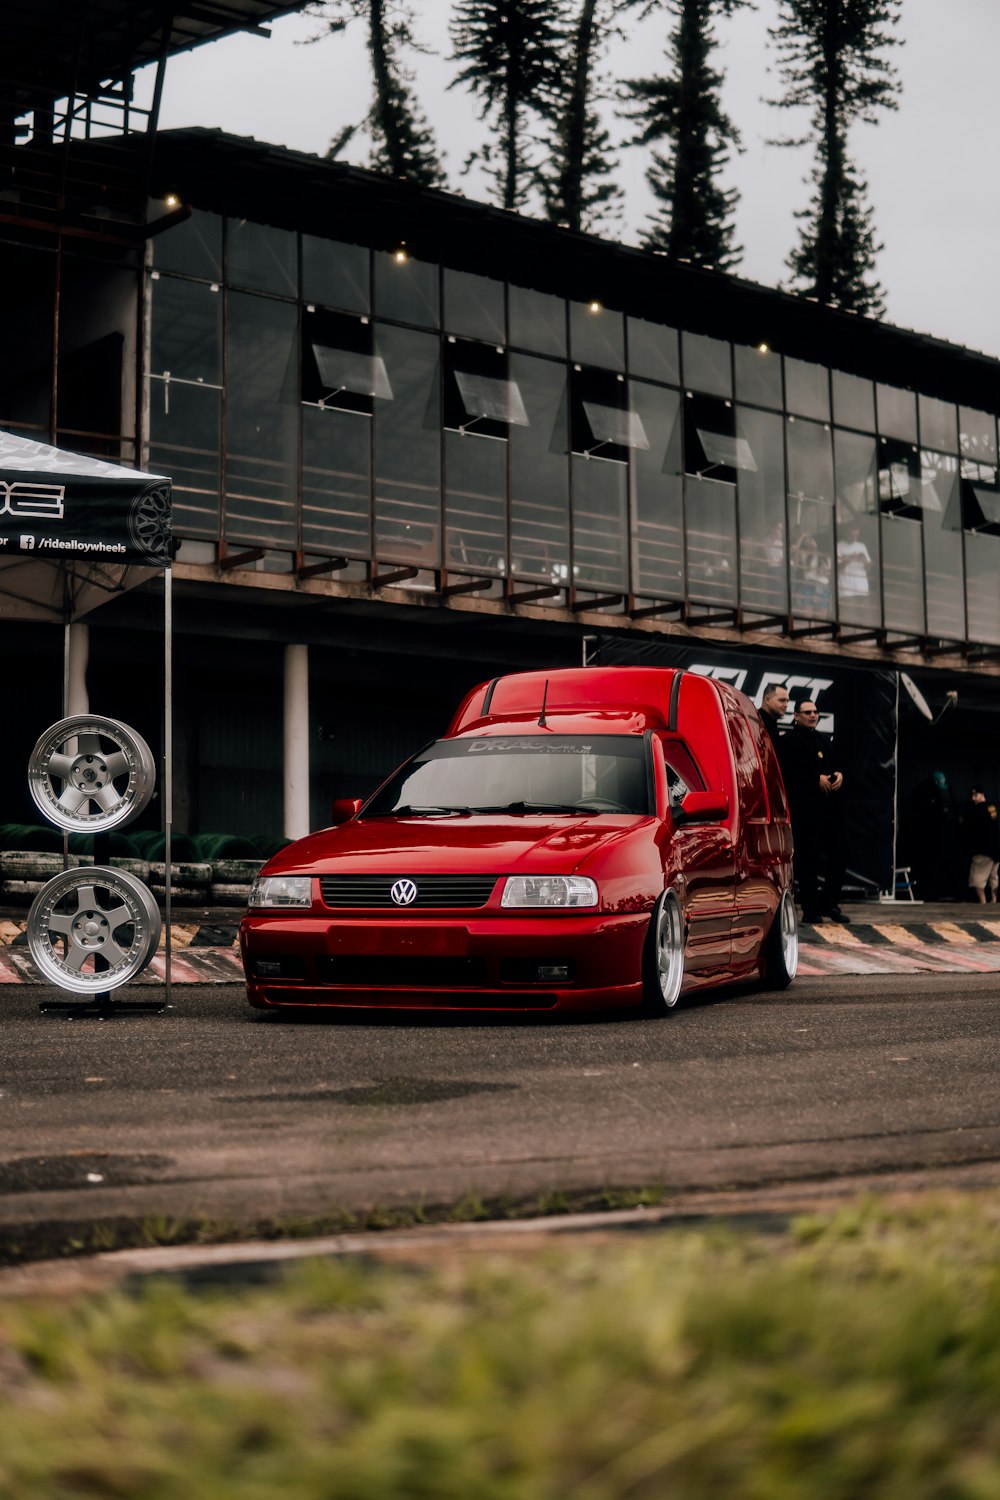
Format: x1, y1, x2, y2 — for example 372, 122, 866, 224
0, 428, 175, 1002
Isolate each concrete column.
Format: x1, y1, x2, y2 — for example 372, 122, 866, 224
65, 623, 89, 717
283, 644, 310, 840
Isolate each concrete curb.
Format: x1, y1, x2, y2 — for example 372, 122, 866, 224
5, 1165, 1000, 1298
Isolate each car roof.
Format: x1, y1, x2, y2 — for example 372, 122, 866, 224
447, 667, 681, 736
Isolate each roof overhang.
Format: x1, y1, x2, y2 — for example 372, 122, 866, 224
0, 3, 310, 106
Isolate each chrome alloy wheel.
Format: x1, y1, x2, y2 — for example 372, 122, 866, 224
27, 867, 161, 993
778, 888, 799, 980
652, 889, 685, 1009
28, 716, 155, 832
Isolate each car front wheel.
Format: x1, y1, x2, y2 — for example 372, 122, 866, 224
759, 888, 798, 990
644, 889, 685, 1011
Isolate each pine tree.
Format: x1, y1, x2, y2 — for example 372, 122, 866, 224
310, 0, 445, 188
450, 1, 566, 212
769, 0, 901, 315
543, 0, 624, 234
622, 0, 750, 270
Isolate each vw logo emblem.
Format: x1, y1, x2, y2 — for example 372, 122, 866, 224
390, 878, 418, 906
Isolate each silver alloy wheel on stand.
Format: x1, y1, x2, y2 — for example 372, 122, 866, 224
28, 716, 156, 832
27, 866, 161, 994
648, 889, 685, 1010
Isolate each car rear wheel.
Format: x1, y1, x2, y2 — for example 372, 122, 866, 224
644, 889, 685, 1011
759, 888, 798, 990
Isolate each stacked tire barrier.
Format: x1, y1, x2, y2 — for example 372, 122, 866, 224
0, 836, 274, 906
23, 716, 162, 995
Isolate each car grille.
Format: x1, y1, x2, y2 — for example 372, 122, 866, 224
319, 874, 499, 909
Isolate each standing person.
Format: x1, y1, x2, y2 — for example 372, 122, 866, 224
837, 522, 873, 602
759, 683, 789, 749
778, 699, 849, 925
964, 787, 999, 904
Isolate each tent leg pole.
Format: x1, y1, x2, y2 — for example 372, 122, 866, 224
164, 567, 172, 1004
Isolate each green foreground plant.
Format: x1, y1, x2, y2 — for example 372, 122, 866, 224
3, 1194, 1000, 1499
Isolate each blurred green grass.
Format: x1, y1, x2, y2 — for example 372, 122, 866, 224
3, 1194, 1000, 1499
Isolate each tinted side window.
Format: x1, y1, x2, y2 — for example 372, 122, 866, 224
727, 713, 767, 821
748, 715, 789, 822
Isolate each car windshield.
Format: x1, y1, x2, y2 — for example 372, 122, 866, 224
364, 735, 651, 817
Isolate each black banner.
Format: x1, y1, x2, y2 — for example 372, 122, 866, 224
0, 472, 172, 568
594, 635, 897, 894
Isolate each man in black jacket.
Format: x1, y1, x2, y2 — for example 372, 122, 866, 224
759, 683, 789, 749
778, 699, 849, 925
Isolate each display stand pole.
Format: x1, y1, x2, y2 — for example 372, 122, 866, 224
877, 673, 922, 904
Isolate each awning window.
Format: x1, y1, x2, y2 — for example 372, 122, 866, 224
302, 309, 382, 416
682, 393, 755, 485
581, 402, 649, 452
694, 428, 756, 473
962, 479, 1000, 533
972, 486, 1000, 525
454, 371, 528, 427
312, 345, 393, 401
444, 340, 518, 440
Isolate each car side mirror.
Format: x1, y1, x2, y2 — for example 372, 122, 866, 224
675, 789, 729, 824
331, 797, 364, 824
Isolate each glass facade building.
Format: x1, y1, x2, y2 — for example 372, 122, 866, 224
143, 203, 1000, 650
3, 133, 999, 667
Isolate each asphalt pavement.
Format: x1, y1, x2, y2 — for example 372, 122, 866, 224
4, 968, 1000, 1258
3, 897, 999, 1286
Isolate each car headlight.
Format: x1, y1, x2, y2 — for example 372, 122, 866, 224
248, 875, 313, 909
501, 875, 598, 908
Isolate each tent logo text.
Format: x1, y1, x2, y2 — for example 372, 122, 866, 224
0, 482, 65, 520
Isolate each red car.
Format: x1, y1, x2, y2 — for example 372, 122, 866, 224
240, 667, 797, 1016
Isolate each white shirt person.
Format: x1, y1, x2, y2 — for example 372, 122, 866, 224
837, 524, 872, 598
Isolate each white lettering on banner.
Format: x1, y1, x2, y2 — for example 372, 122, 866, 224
691, 662, 837, 734
0, 482, 65, 520
698, 665, 747, 691
35, 537, 126, 554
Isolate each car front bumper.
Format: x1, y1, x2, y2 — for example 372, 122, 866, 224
239, 909, 650, 1013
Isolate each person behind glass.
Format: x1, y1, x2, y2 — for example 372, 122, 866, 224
759, 682, 789, 749
777, 699, 849, 925
790, 530, 828, 612
837, 522, 872, 601
964, 787, 999, 904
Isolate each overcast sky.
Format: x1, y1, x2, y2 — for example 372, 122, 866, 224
151, 0, 1000, 360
